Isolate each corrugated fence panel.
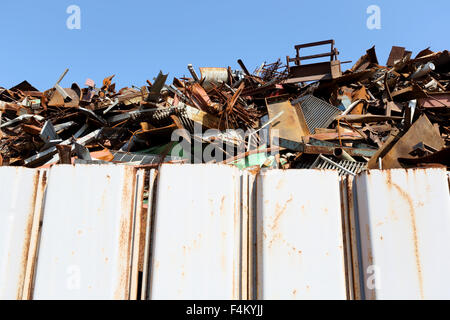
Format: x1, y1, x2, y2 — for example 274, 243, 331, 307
32, 165, 137, 300
255, 170, 347, 299
2, 165, 449, 300
354, 169, 450, 299
0, 168, 39, 300
149, 164, 242, 300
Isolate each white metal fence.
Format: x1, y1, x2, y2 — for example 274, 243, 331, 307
0, 165, 448, 300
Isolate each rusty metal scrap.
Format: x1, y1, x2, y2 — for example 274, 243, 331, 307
285, 39, 342, 83
0, 40, 448, 171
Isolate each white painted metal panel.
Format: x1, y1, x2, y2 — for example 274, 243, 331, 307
32, 165, 137, 300
256, 170, 347, 299
0, 168, 39, 299
149, 164, 242, 300
141, 169, 157, 300
355, 169, 450, 300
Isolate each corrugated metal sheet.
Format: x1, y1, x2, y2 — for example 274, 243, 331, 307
292, 95, 342, 134
354, 169, 450, 299
255, 169, 347, 299
148, 164, 243, 300
0, 168, 39, 300
32, 165, 138, 300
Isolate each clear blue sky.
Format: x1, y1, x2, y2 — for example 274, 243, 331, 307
1, 0, 448, 91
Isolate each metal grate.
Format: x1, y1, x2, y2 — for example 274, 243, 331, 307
311, 154, 367, 176
292, 95, 341, 134
111, 151, 184, 165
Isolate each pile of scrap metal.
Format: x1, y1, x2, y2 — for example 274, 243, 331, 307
0, 40, 449, 174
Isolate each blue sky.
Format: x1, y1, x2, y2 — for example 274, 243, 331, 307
0, 0, 448, 91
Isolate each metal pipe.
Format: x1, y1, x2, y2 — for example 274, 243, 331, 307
341, 99, 364, 116
411, 62, 435, 79
333, 148, 356, 162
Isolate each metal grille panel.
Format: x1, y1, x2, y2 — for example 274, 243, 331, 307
292, 95, 341, 134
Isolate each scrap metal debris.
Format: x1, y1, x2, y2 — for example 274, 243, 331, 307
1, 40, 449, 172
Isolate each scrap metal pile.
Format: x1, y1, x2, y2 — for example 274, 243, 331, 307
1, 40, 449, 174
